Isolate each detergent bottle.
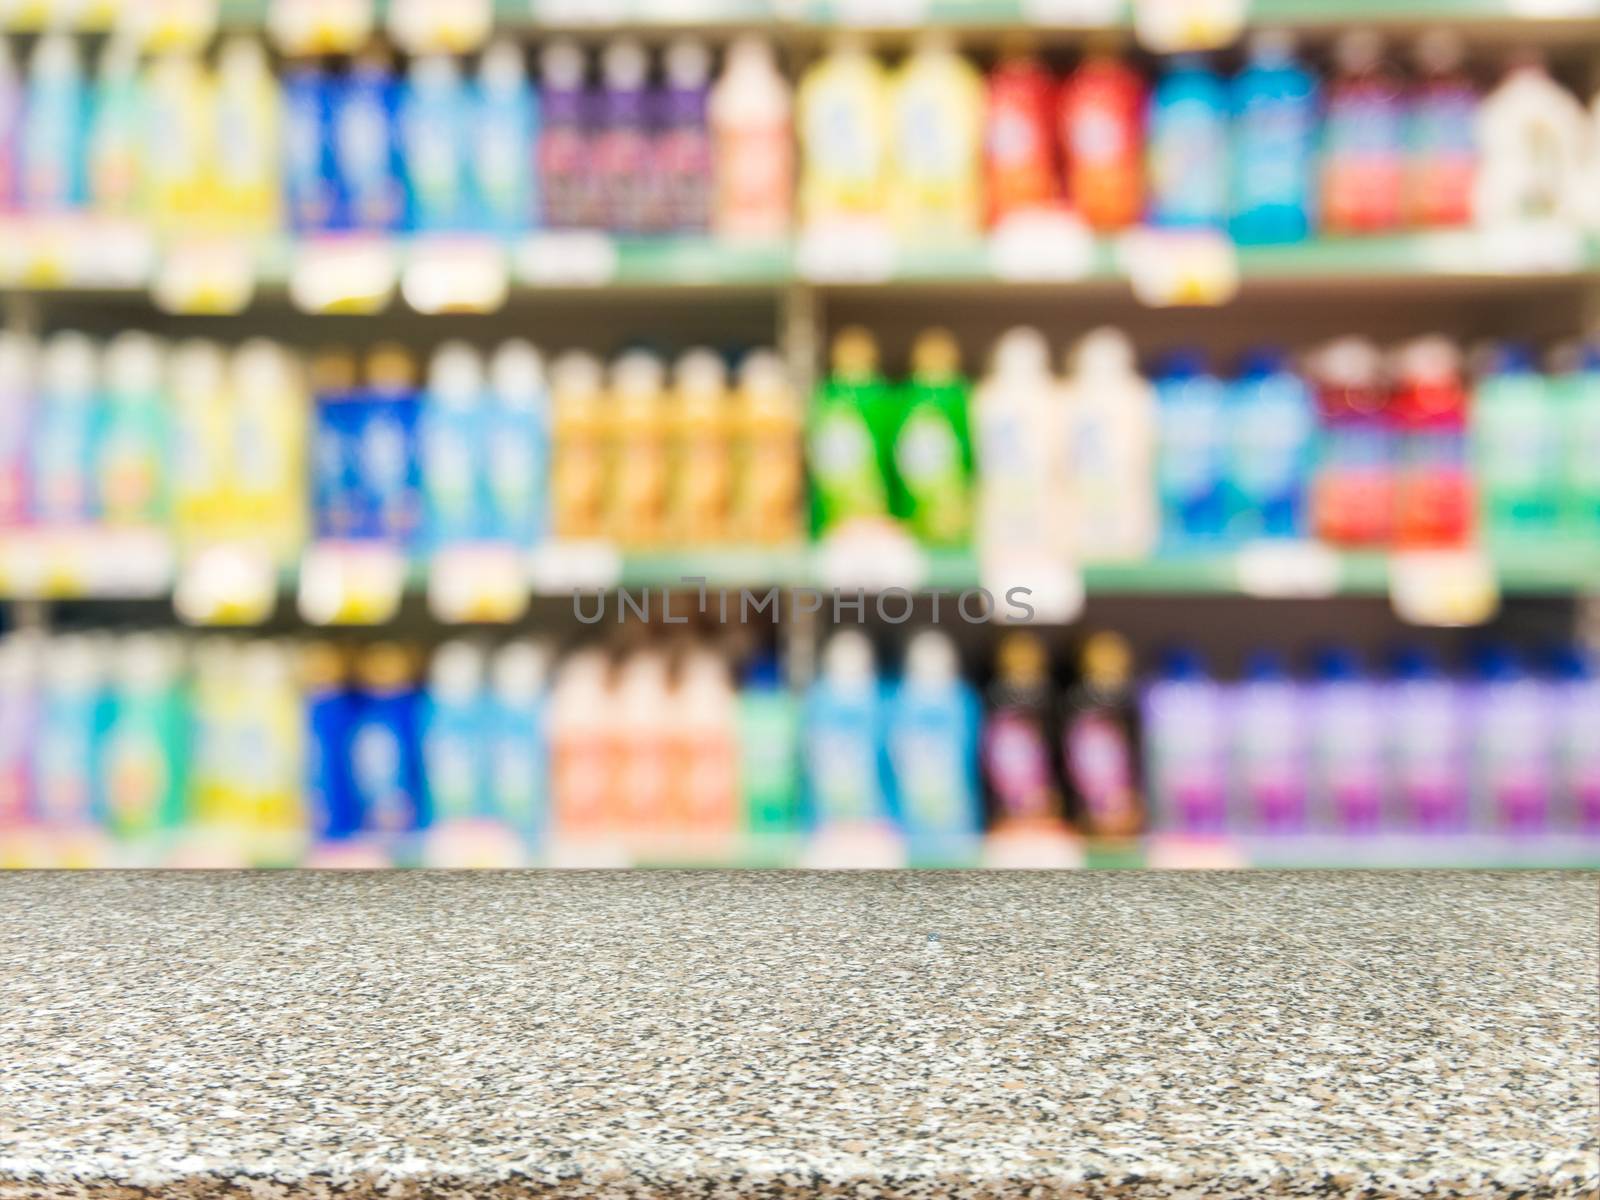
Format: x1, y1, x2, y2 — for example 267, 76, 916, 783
1388, 336, 1473, 548
710, 36, 792, 240
1060, 327, 1157, 562
350, 643, 425, 838
0, 332, 34, 526
1228, 31, 1318, 245
99, 634, 187, 843
142, 52, 215, 230
1474, 51, 1588, 227
474, 40, 537, 234
486, 340, 549, 548
549, 648, 617, 836
1225, 348, 1316, 541
537, 40, 592, 230
1146, 55, 1227, 229
211, 38, 281, 233
401, 54, 472, 232
737, 653, 800, 837
1308, 337, 1394, 547
0, 632, 40, 829
283, 63, 336, 233
486, 640, 551, 845
733, 350, 802, 545
798, 38, 890, 223
1387, 645, 1468, 832
974, 327, 1062, 560
888, 629, 981, 858
32, 331, 100, 527
608, 350, 670, 547
1322, 31, 1406, 234
1550, 647, 1600, 833
888, 34, 984, 242
20, 34, 88, 212
1474, 343, 1561, 542
1057, 43, 1144, 231
301, 643, 358, 842
97, 332, 168, 527
984, 47, 1059, 225
1406, 30, 1477, 228
669, 348, 733, 546
808, 327, 894, 535
0, 41, 19, 209
86, 38, 144, 219
231, 340, 308, 562
1229, 649, 1305, 833
549, 351, 608, 541
1470, 644, 1553, 833
1153, 351, 1228, 549
893, 328, 973, 547
1143, 647, 1227, 834
1308, 647, 1387, 833
1062, 631, 1144, 838
667, 646, 740, 837
422, 639, 489, 825
420, 341, 489, 550
805, 630, 889, 827
1556, 343, 1600, 539
169, 339, 232, 546
613, 648, 672, 835
657, 38, 714, 234
334, 42, 406, 232
982, 631, 1061, 825
595, 39, 652, 233
35, 635, 105, 828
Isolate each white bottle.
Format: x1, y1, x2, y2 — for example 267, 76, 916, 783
0, 332, 38, 526
168, 339, 231, 543
212, 38, 282, 233
34, 331, 100, 526
1060, 327, 1157, 562
669, 646, 738, 833
487, 340, 549, 548
1474, 52, 1589, 227
974, 327, 1065, 561
614, 649, 671, 832
710, 36, 792, 241
548, 648, 616, 839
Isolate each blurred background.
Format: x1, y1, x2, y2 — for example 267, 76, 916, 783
1, 0, 1598, 870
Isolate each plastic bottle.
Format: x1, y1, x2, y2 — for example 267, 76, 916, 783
1474, 51, 1588, 227
893, 328, 973, 547
401, 55, 472, 233
982, 631, 1061, 825
1556, 344, 1600, 538
1386, 645, 1467, 832
613, 649, 672, 833
232, 340, 308, 562
608, 350, 670, 548
0, 41, 19, 210
486, 640, 550, 844
361, 344, 424, 547
34, 635, 104, 827
668, 647, 740, 835
1474, 343, 1561, 542
309, 349, 363, 541
710, 36, 792, 240
1057, 45, 1144, 232
1061, 631, 1144, 838
20, 34, 88, 212
334, 43, 406, 232
549, 351, 608, 541
889, 34, 984, 242
1307, 647, 1386, 833
422, 640, 489, 825
99, 635, 187, 841
596, 39, 652, 234
983, 48, 1060, 225
31, 332, 100, 526
1228, 31, 1318, 245
474, 40, 537, 235
212, 38, 281, 233
1388, 336, 1473, 548
187, 637, 236, 826
537, 40, 592, 230
1550, 647, 1600, 832
669, 349, 733, 546
1145, 55, 1227, 229
350, 643, 425, 836
657, 38, 714, 234
733, 350, 802, 545
97, 332, 169, 527
1321, 31, 1406, 234
486, 340, 549, 548
805, 630, 889, 827
1225, 348, 1316, 541
808, 327, 893, 535
0, 633, 41, 828
170, 340, 234, 545
973, 327, 1063, 560
798, 38, 890, 223
234, 642, 304, 840
1308, 337, 1394, 547
0, 333, 32, 526
1470, 645, 1552, 833
1406, 30, 1477, 228
1229, 649, 1305, 833
549, 648, 616, 834
283, 63, 337, 233
1060, 327, 1157, 562
888, 630, 981, 856
1142, 647, 1226, 834
1154, 351, 1228, 549
420, 342, 488, 550
86, 39, 144, 219
302, 642, 359, 842
737, 653, 800, 836
142, 52, 214, 229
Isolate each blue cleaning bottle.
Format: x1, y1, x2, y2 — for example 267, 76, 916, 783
1154, 350, 1228, 550
486, 340, 549, 548
1228, 31, 1317, 245
303, 643, 360, 842
474, 39, 538, 235
31, 332, 100, 526
804, 630, 890, 828
401, 55, 472, 233
420, 342, 489, 550
20, 34, 87, 212
349, 644, 426, 837
1386, 645, 1467, 832
422, 640, 490, 826
1229, 649, 1306, 833
886, 630, 981, 861
360, 345, 424, 549
283, 63, 337, 234
1146, 55, 1227, 229
35, 635, 106, 829
333, 45, 406, 233
487, 641, 551, 847
1226, 348, 1316, 540
1142, 647, 1227, 834
1307, 647, 1386, 833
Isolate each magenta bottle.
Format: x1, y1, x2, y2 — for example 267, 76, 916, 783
1470, 646, 1553, 834
595, 39, 652, 234
1386, 646, 1468, 832
655, 38, 713, 234
1143, 648, 1228, 834
1229, 650, 1306, 833
1308, 647, 1387, 833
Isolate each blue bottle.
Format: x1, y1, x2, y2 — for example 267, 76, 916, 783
1225, 348, 1316, 540
310, 351, 368, 540
361, 346, 424, 548
486, 641, 551, 845
304, 644, 360, 841
421, 641, 490, 825
20, 35, 87, 212
350, 644, 426, 836
420, 343, 488, 550
283, 64, 337, 233
474, 40, 538, 235
1229, 649, 1306, 833
1228, 32, 1318, 245
804, 631, 890, 827
31, 333, 100, 526
1146, 55, 1227, 229
486, 340, 549, 547
401, 55, 472, 233
333, 46, 406, 233
1154, 351, 1228, 549
887, 631, 981, 860
34, 635, 106, 828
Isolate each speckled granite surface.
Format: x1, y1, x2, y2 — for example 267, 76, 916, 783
0, 871, 1594, 1200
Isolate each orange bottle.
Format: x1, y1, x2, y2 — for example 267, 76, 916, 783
1058, 48, 1145, 231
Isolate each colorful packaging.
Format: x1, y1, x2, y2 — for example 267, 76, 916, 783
537, 40, 593, 230
0, 332, 36, 526
1228, 31, 1317, 245
607, 350, 669, 547
1062, 632, 1143, 838
310, 349, 366, 541
97, 332, 169, 527
1470, 646, 1552, 833
738, 654, 800, 835
486, 340, 549, 548
1389, 336, 1472, 548
984, 51, 1060, 225
1307, 648, 1386, 832
86, 39, 144, 219
142, 52, 214, 229
349, 644, 426, 835
361, 345, 424, 546
892, 329, 973, 546
808, 327, 893, 535
974, 327, 1063, 560
474, 40, 538, 234
1060, 327, 1157, 561
888, 35, 984, 241
231, 340, 308, 561
1551, 648, 1600, 832
798, 39, 889, 222
732, 350, 801, 545
422, 640, 489, 824
232, 642, 303, 838
420, 342, 489, 549
613, 650, 671, 831
888, 630, 981, 854
710, 36, 792, 240
1321, 31, 1405, 234
1229, 650, 1305, 832
668, 349, 733, 545
302, 643, 358, 841
982, 632, 1061, 824
1058, 48, 1144, 231
283, 64, 337, 233
805, 631, 888, 826
549, 648, 615, 834
595, 39, 652, 234
1474, 343, 1561, 541
1406, 31, 1477, 228
1474, 53, 1588, 226
0, 633, 40, 828
20, 35, 88, 212
1386, 646, 1467, 831
667, 648, 740, 835
401, 55, 473, 233
1556, 344, 1600, 537
549, 351, 608, 541
1146, 55, 1227, 229
1142, 648, 1226, 833
98, 635, 187, 841
0, 41, 19, 209
1309, 338, 1394, 546
486, 641, 550, 842
657, 39, 714, 233
34, 635, 104, 827
31, 332, 100, 526
333, 45, 406, 232
1225, 348, 1315, 540
212, 38, 281, 233
1153, 351, 1228, 548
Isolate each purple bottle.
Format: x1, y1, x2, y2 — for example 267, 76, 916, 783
1551, 648, 1600, 833
1308, 647, 1386, 833
594, 39, 652, 234
1143, 648, 1227, 834
1386, 646, 1467, 832
654, 38, 713, 234
1471, 646, 1553, 834
537, 40, 593, 230
1229, 650, 1305, 833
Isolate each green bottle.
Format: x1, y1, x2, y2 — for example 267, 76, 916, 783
1474, 346, 1562, 542
737, 657, 801, 839
808, 326, 894, 535
100, 635, 189, 843
892, 328, 974, 546
1557, 346, 1600, 539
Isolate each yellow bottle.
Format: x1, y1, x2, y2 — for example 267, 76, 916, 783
142, 52, 215, 232
187, 636, 240, 827
798, 38, 890, 223
231, 340, 307, 564
235, 641, 305, 842
169, 340, 233, 549
733, 350, 802, 545
549, 352, 609, 542
210, 38, 282, 234
607, 351, 669, 549
668, 349, 733, 547
889, 34, 985, 242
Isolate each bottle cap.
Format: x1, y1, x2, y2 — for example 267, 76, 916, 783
551, 351, 603, 400
724, 35, 777, 75
991, 327, 1050, 378
612, 350, 665, 400
480, 39, 528, 91
427, 341, 486, 408
492, 641, 552, 701
310, 348, 359, 396
1080, 631, 1133, 688
300, 642, 348, 691
429, 640, 486, 700
1237, 347, 1287, 379
234, 339, 301, 399
1157, 349, 1208, 379
45, 635, 104, 693
218, 36, 270, 77
996, 631, 1048, 685
1071, 327, 1138, 378
1413, 28, 1465, 74
1488, 342, 1536, 375
351, 39, 397, 76
1242, 648, 1287, 681
1387, 644, 1440, 680
603, 39, 649, 89
116, 633, 184, 692
170, 339, 230, 401
1159, 646, 1206, 680
540, 40, 586, 89
357, 643, 416, 691
904, 629, 958, 687
741, 652, 783, 689
1335, 29, 1384, 73
1394, 335, 1461, 385
366, 343, 418, 393
821, 629, 875, 688
98, 36, 141, 80
910, 328, 961, 381
490, 340, 546, 405
0, 332, 38, 394
31, 33, 80, 79
0, 632, 42, 690
42, 332, 98, 398
241, 641, 293, 691
1248, 29, 1296, 61
1312, 337, 1382, 387
104, 332, 166, 398
831, 327, 880, 379
1470, 643, 1519, 681
1313, 645, 1363, 681
411, 54, 462, 89
666, 38, 711, 87
737, 349, 788, 399
674, 348, 727, 400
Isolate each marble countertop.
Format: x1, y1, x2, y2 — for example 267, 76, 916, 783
0, 870, 1595, 1200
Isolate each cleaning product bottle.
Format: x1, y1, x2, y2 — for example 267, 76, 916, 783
302, 642, 359, 842
1057, 43, 1144, 232
350, 643, 426, 836
1406, 30, 1477, 228
888, 629, 981, 856
798, 38, 890, 223
1059, 327, 1157, 562
669, 348, 732, 546
973, 327, 1063, 561
1389, 336, 1473, 548
234, 641, 305, 840
1321, 31, 1406, 234
486, 340, 549, 548
1387, 645, 1467, 831
596, 39, 652, 234
1225, 348, 1316, 541
487, 640, 550, 845
187, 637, 235, 827
537, 40, 592, 230
1550, 647, 1600, 832
1153, 350, 1228, 549
1470, 645, 1552, 833
893, 328, 973, 547
99, 635, 187, 842
808, 327, 893, 536
549, 648, 616, 835
422, 640, 489, 825
1142, 647, 1226, 834
549, 351, 608, 541
737, 652, 800, 837
710, 36, 792, 241
334, 42, 406, 233
211, 38, 281, 234
733, 350, 802, 546
0, 332, 31, 526
1307, 646, 1386, 833
170, 340, 232, 547
35, 635, 105, 828
1556, 343, 1600, 538
420, 341, 489, 551
805, 630, 889, 827
0, 41, 19, 210
613, 648, 672, 835
608, 350, 669, 548
984, 47, 1060, 225
981, 631, 1061, 825
1474, 343, 1561, 542
86, 38, 144, 220
1308, 337, 1394, 547
1061, 631, 1143, 838
20, 34, 88, 212
668, 646, 740, 836
97, 332, 169, 527
232, 340, 308, 563
362, 344, 424, 548
400, 54, 472, 233
888, 34, 984, 242
0, 633, 40, 829
1228, 31, 1317, 245
657, 38, 713, 234
31, 331, 100, 527
142, 52, 214, 230
474, 39, 537, 235
1145, 55, 1227, 229
1229, 649, 1304, 833
1474, 51, 1588, 227
283, 63, 336, 233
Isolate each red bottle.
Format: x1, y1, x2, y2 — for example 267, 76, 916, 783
984, 52, 1061, 226
1321, 31, 1406, 235
1310, 338, 1395, 546
1389, 337, 1473, 547
1058, 50, 1145, 231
